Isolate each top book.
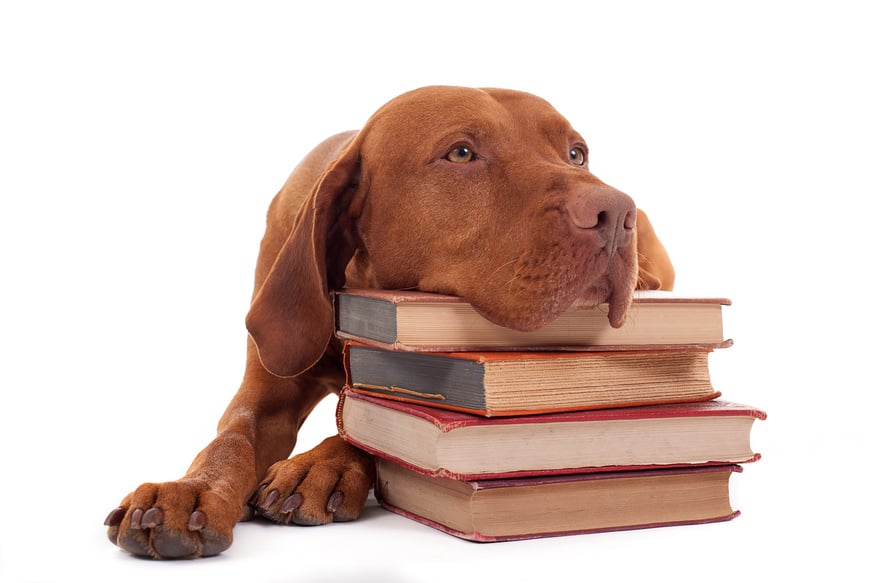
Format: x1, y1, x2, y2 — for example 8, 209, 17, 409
335, 288, 731, 352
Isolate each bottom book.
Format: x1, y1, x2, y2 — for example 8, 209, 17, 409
375, 459, 742, 542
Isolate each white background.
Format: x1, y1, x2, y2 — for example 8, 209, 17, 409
1, 1, 871, 582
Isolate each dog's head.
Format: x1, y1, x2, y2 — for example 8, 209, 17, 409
247, 86, 670, 377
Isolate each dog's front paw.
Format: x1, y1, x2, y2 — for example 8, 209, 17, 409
251, 435, 375, 526
105, 479, 242, 559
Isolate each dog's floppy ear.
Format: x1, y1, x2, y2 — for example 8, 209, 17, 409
246, 139, 362, 377
635, 209, 675, 291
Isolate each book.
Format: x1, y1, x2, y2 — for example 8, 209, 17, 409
375, 459, 742, 542
344, 342, 721, 416
335, 288, 732, 352
338, 389, 765, 480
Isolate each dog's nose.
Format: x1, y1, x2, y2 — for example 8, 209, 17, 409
566, 187, 636, 253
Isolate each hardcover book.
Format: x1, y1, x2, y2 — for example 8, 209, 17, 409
335, 288, 731, 352
338, 389, 765, 480
345, 342, 721, 416
375, 460, 743, 542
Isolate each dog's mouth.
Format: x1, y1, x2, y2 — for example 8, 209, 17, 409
463, 185, 639, 333
471, 278, 633, 333
464, 242, 638, 333
569, 277, 634, 329
413, 182, 640, 334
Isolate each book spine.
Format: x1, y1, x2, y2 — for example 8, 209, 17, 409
347, 346, 489, 412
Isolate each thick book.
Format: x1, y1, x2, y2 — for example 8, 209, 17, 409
375, 460, 742, 542
338, 389, 765, 480
344, 342, 720, 416
335, 288, 732, 352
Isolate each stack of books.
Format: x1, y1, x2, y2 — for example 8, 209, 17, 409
334, 288, 766, 542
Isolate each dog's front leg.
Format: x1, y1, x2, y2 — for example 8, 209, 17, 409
104, 342, 342, 559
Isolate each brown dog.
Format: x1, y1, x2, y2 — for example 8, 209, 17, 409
105, 86, 675, 559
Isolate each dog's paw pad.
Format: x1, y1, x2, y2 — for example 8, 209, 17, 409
152, 527, 199, 559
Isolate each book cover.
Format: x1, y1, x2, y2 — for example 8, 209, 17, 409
338, 389, 765, 480
344, 342, 721, 416
335, 288, 732, 352
375, 460, 743, 542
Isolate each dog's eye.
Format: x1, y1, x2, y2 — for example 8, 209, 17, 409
445, 145, 477, 163
570, 146, 587, 166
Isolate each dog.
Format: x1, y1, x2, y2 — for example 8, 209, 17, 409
104, 86, 675, 559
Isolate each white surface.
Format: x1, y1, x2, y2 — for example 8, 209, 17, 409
1, 2, 870, 581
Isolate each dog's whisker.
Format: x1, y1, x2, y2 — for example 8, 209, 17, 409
489, 257, 520, 285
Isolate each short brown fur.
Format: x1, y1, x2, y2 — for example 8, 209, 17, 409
105, 86, 674, 558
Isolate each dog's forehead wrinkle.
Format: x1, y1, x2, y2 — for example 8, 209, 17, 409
367, 88, 585, 169
482, 88, 576, 134
432, 123, 500, 153
375, 86, 496, 124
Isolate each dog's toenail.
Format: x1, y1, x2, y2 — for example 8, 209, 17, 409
129, 508, 144, 529
141, 507, 163, 529
327, 491, 345, 513
263, 489, 280, 508
188, 510, 207, 531
280, 493, 303, 514
104, 507, 125, 527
